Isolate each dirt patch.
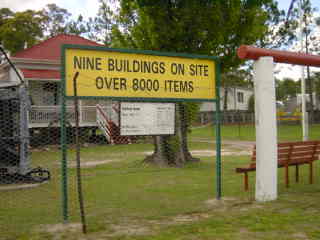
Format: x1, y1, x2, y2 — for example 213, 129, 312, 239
108, 223, 150, 237
191, 149, 251, 156
172, 212, 211, 223
230, 201, 264, 212
205, 197, 238, 207
204, 197, 241, 212
0, 182, 47, 191
239, 227, 250, 234
143, 149, 251, 157
39, 223, 82, 234
36, 198, 260, 239
67, 159, 121, 168
147, 198, 241, 227
291, 232, 309, 239
205, 197, 261, 213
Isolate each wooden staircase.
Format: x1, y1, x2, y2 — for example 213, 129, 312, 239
96, 104, 131, 144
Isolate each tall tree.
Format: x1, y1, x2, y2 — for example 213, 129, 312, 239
0, 8, 13, 26
312, 72, 320, 95
0, 9, 44, 54
286, 0, 319, 122
301, 0, 317, 123
89, 0, 116, 45
67, 15, 91, 36
97, 0, 291, 166
276, 78, 299, 101
0, 4, 96, 54
41, 4, 72, 37
41, 4, 94, 38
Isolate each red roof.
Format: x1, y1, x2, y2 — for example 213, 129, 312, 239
21, 69, 60, 79
13, 34, 102, 61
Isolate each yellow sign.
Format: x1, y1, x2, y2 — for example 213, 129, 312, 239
64, 47, 216, 100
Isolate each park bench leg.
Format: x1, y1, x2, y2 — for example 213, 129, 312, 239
285, 165, 289, 188
244, 172, 249, 191
310, 162, 313, 184
295, 165, 299, 183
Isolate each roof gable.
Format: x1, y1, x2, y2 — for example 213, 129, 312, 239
12, 34, 102, 61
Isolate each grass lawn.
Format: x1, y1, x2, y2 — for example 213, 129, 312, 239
0, 124, 320, 239
191, 123, 320, 142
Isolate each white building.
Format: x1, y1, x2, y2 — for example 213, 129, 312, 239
199, 86, 253, 124
201, 86, 253, 112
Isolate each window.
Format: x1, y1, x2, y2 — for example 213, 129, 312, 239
237, 92, 244, 103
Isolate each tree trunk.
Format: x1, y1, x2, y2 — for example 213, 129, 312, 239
144, 103, 199, 167
144, 136, 168, 167
180, 103, 200, 163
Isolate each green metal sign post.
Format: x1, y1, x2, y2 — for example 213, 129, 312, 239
215, 72, 222, 199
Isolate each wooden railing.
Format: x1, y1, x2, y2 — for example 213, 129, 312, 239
29, 105, 110, 126
80, 106, 96, 123
96, 104, 113, 143
29, 106, 73, 124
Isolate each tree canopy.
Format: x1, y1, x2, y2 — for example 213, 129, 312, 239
0, 4, 91, 54
107, 0, 288, 73
99, 0, 299, 111
0, 9, 44, 54
276, 78, 299, 101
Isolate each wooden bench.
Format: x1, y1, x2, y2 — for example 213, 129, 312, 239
236, 141, 320, 191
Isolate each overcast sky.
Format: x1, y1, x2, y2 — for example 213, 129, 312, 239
2, 0, 320, 80
3, 0, 320, 21
2, 0, 100, 20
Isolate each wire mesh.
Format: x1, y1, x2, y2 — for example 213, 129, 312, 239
62, 97, 219, 233
0, 78, 220, 238
0, 82, 57, 238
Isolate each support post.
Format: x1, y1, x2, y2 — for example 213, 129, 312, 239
73, 72, 87, 234
215, 99, 221, 200
215, 62, 222, 200
253, 57, 278, 202
19, 85, 31, 175
60, 69, 68, 223
299, 0, 309, 141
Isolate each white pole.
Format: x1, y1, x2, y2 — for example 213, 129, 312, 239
254, 56, 278, 202
299, 0, 309, 141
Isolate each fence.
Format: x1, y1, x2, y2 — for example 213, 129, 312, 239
199, 111, 254, 125
199, 110, 320, 125
0, 46, 222, 238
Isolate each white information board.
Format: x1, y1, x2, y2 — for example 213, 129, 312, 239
120, 102, 175, 136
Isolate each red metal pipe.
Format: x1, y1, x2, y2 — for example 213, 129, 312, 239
237, 45, 320, 67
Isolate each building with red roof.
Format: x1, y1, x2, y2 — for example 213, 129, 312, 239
10, 34, 102, 81
0, 34, 107, 128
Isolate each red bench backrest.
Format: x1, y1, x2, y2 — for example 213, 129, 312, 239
250, 141, 320, 168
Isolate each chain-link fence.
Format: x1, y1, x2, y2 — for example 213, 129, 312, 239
0, 82, 58, 239
0, 82, 215, 239
0, 47, 221, 238
60, 96, 221, 234
0, 95, 219, 237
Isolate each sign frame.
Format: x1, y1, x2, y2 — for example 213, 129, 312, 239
61, 44, 220, 102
